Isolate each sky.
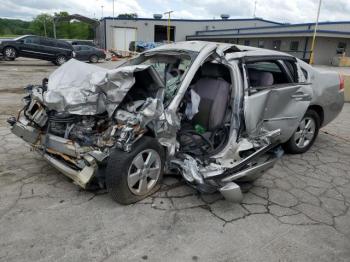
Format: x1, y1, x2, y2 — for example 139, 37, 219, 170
1, 0, 350, 23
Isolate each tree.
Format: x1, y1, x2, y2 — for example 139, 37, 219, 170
30, 14, 53, 37
117, 13, 138, 19
0, 12, 94, 40
0, 18, 31, 36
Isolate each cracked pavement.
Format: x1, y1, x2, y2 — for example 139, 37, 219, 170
1, 59, 350, 262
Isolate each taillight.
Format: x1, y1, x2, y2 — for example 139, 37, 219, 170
339, 74, 345, 91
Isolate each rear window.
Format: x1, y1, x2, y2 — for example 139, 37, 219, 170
301, 68, 308, 80
40, 38, 56, 47
81, 46, 91, 51
283, 60, 298, 82
57, 42, 71, 49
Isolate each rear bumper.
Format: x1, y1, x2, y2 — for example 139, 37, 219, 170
321, 91, 344, 127
10, 119, 100, 188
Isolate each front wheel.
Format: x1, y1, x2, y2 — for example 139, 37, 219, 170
3, 47, 17, 60
283, 109, 320, 154
105, 137, 165, 205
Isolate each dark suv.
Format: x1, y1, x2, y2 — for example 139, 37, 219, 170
0, 35, 75, 65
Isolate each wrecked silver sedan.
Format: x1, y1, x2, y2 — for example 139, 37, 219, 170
8, 41, 344, 204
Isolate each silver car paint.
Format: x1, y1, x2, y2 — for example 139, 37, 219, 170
8, 41, 344, 203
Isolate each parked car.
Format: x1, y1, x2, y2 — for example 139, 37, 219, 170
70, 40, 96, 47
0, 35, 74, 65
73, 45, 106, 63
7, 41, 344, 204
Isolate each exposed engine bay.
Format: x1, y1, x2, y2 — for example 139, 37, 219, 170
8, 53, 282, 204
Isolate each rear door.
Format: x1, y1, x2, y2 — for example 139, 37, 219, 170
73, 46, 83, 60
243, 56, 313, 143
38, 37, 58, 60
80, 46, 92, 60
74, 46, 91, 61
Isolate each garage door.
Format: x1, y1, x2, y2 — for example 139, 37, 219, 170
112, 27, 137, 52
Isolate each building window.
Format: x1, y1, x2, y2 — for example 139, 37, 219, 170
244, 40, 250, 46
337, 42, 347, 54
154, 25, 175, 42
258, 40, 264, 48
273, 40, 281, 50
290, 41, 299, 51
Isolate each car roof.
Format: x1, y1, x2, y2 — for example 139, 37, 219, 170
148, 41, 293, 59
18, 35, 71, 44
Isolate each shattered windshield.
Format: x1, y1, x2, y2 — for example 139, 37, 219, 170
127, 52, 193, 104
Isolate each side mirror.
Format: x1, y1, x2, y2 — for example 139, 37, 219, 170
18, 40, 24, 44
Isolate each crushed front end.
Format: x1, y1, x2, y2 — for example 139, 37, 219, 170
8, 53, 283, 204
7, 59, 166, 189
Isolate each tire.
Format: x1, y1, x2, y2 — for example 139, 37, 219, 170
283, 109, 320, 154
89, 55, 98, 63
105, 137, 165, 205
55, 55, 67, 66
3, 46, 17, 59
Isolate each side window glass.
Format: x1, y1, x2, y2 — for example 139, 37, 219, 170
246, 60, 292, 91
24, 37, 39, 44
39, 38, 55, 47
283, 60, 298, 82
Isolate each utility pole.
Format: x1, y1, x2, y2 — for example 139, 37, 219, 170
112, 0, 115, 20
43, 18, 47, 37
309, 0, 322, 65
253, 0, 258, 17
101, 5, 104, 19
164, 11, 174, 43
53, 17, 57, 39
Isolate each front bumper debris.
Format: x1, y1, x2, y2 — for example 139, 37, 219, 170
10, 119, 99, 188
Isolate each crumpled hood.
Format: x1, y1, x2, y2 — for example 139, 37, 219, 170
43, 59, 157, 117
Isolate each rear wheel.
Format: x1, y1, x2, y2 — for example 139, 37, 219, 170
106, 137, 164, 204
283, 109, 320, 154
89, 55, 98, 63
3, 47, 17, 60
55, 55, 67, 66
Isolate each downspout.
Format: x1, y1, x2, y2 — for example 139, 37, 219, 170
303, 24, 312, 60
104, 18, 107, 50
303, 37, 309, 60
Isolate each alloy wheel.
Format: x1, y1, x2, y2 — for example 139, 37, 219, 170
127, 149, 161, 196
56, 56, 66, 65
90, 55, 98, 63
5, 47, 16, 58
294, 117, 316, 149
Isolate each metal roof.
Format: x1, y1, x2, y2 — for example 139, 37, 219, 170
194, 20, 350, 34
187, 30, 350, 40
100, 17, 283, 25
